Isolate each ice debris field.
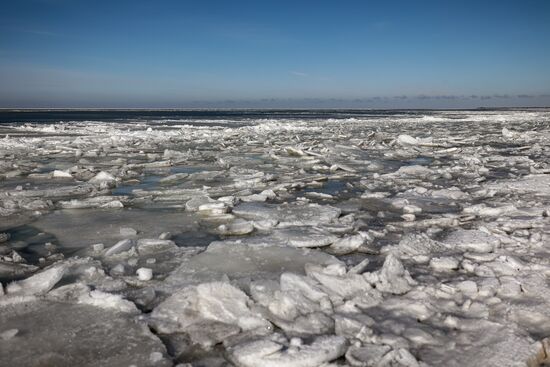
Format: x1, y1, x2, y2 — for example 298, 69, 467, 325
1, 109, 550, 366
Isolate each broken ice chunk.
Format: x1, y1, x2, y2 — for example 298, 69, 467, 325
348, 258, 370, 274
396, 134, 419, 146
240, 189, 277, 203
110, 263, 126, 276
271, 227, 338, 248
401, 214, 416, 222
397, 233, 448, 258
378, 348, 422, 367
185, 320, 241, 348
371, 253, 415, 295
279, 272, 331, 308
345, 344, 392, 367
429, 257, 459, 271
218, 219, 255, 236
136, 239, 177, 255
198, 202, 229, 216
403, 205, 422, 214
163, 241, 342, 289
442, 229, 499, 253
136, 267, 153, 281
394, 165, 434, 178
254, 274, 335, 336
150, 281, 271, 334
104, 238, 135, 256
232, 202, 341, 227
58, 196, 128, 209
330, 163, 357, 173
285, 146, 306, 157
326, 233, 366, 255
456, 280, 478, 296
119, 227, 137, 236
70, 286, 139, 314
51, 170, 73, 178
0, 261, 39, 279
226, 334, 347, 367
6, 264, 66, 296
462, 203, 518, 217
333, 312, 375, 341
185, 196, 215, 212
0, 329, 19, 341
502, 127, 517, 139
159, 172, 189, 185
88, 171, 116, 184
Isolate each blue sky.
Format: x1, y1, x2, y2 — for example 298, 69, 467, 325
1, 0, 549, 108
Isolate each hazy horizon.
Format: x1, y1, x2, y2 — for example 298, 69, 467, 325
2, 95, 550, 110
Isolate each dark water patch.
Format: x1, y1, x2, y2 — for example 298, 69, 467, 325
172, 231, 220, 247
27, 207, 202, 250
112, 166, 207, 196
407, 156, 434, 166
382, 156, 435, 171
0, 109, 458, 125
4, 225, 58, 263
285, 179, 364, 204
303, 180, 348, 196
113, 175, 163, 196
171, 165, 206, 175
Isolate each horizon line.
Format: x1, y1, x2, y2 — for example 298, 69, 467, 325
1, 106, 550, 111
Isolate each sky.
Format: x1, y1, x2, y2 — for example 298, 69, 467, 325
1, 0, 550, 108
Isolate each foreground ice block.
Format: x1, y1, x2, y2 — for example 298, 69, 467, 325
6, 264, 66, 296
162, 241, 342, 289
226, 334, 348, 367
0, 300, 170, 367
150, 281, 271, 335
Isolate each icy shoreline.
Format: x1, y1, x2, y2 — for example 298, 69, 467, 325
1, 110, 550, 366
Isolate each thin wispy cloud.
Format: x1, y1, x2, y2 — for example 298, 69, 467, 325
2, 25, 62, 37
290, 71, 309, 77
22, 29, 61, 37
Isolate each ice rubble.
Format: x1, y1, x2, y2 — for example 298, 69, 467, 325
232, 201, 341, 227
6, 263, 66, 295
226, 334, 348, 367
2, 110, 550, 366
151, 281, 271, 334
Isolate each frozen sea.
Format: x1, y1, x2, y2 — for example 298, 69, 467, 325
1, 108, 550, 366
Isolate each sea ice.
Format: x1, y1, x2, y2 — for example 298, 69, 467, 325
150, 281, 271, 334
162, 241, 342, 290
88, 171, 116, 184
0, 300, 170, 367
2, 110, 550, 366
104, 238, 135, 256
226, 334, 347, 367
6, 264, 66, 296
370, 253, 415, 295
442, 229, 499, 253
137, 267, 153, 281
